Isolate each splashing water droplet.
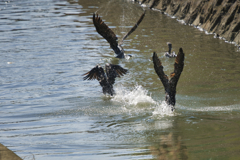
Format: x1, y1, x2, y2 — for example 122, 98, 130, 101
152, 101, 174, 117
112, 84, 155, 106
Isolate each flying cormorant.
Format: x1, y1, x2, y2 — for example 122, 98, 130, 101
93, 11, 146, 58
83, 63, 128, 96
153, 48, 185, 111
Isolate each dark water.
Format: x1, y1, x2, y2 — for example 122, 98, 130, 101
1, 0, 240, 159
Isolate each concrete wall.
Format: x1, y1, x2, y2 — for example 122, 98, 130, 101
0, 143, 22, 160
137, 0, 240, 45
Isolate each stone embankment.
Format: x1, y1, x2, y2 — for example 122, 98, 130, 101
137, 0, 240, 45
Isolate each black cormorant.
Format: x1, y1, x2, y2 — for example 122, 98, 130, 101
93, 11, 146, 58
164, 42, 177, 58
83, 63, 128, 96
153, 48, 185, 111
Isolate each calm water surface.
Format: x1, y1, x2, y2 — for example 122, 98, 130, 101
1, 0, 240, 159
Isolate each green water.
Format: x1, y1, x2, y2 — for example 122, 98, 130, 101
0, 0, 240, 159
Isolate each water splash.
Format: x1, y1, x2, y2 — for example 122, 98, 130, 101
152, 101, 174, 117
112, 85, 176, 117
112, 84, 155, 105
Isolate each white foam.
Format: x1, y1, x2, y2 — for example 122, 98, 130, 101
187, 106, 234, 112
205, 30, 212, 35
225, 40, 235, 44
152, 8, 161, 12
196, 26, 204, 32
141, 4, 147, 7
196, 106, 233, 111
177, 104, 240, 112
177, 19, 186, 25
152, 101, 174, 117
112, 85, 155, 105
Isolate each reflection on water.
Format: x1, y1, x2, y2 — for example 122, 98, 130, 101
149, 133, 188, 160
0, 0, 240, 159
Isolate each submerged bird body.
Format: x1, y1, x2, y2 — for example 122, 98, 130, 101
93, 11, 146, 58
164, 42, 177, 58
83, 63, 128, 96
153, 48, 185, 111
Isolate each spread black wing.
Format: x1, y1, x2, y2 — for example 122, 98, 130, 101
82, 65, 106, 82
119, 10, 146, 45
169, 48, 185, 89
105, 64, 128, 85
93, 13, 120, 54
152, 52, 169, 92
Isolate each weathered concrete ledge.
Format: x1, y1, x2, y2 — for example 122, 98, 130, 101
0, 143, 22, 160
136, 0, 240, 45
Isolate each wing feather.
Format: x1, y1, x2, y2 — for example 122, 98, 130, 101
105, 64, 128, 85
93, 13, 119, 50
169, 48, 185, 88
152, 52, 169, 91
119, 10, 146, 45
82, 65, 105, 82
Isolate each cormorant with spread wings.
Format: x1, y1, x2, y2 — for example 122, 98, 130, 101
152, 48, 185, 111
83, 63, 128, 96
93, 11, 146, 58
